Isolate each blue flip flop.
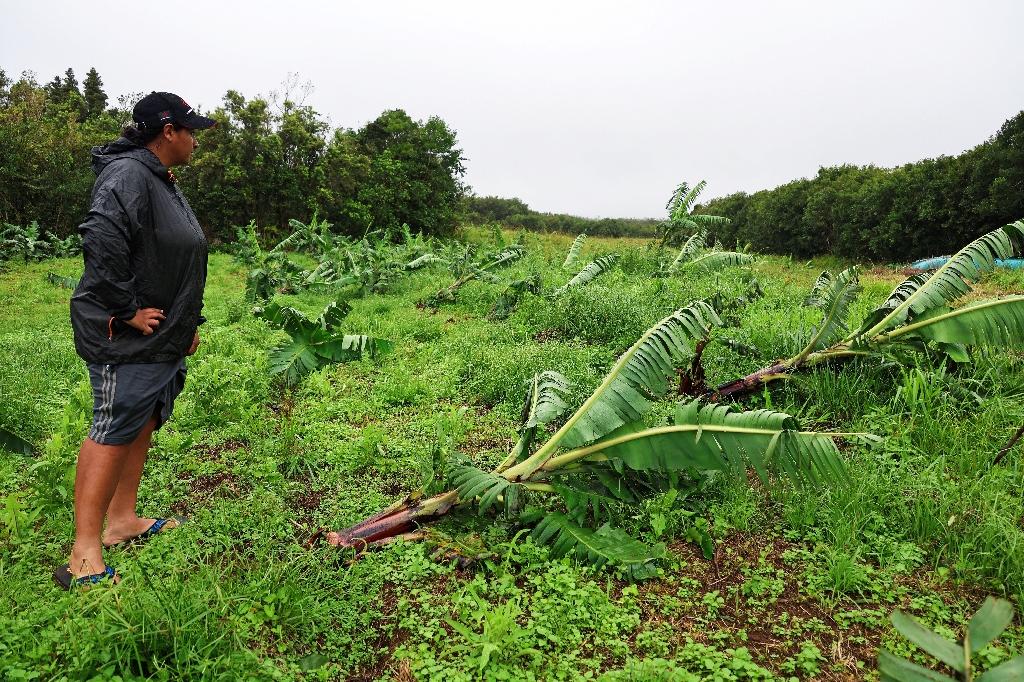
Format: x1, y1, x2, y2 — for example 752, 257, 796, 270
53, 564, 118, 590
106, 516, 187, 547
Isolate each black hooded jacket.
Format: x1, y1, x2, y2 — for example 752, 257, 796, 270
70, 139, 208, 364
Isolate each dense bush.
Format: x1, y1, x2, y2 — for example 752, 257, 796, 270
0, 68, 467, 242
699, 112, 1024, 261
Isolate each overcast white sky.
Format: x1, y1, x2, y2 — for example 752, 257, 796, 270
2, 1, 1022, 218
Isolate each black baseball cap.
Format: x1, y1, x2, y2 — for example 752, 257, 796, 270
133, 91, 216, 131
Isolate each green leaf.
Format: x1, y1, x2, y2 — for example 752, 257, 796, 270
887, 296, 1024, 349
268, 337, 322, 385
0, 427, 33, 456
405, 253, 442, 270
878, 650, 959, 682
556, 301, 722, 450
967, 597, 1015, 654
553, 254, 620, 296
550, 401, 849, 488
521, 371, 572, 431
861, 220, 1023, 336
678, 250, 754, 274
451, 465, 519, 515
978, 656, 1024, 681
529, 511, 665, 572
317, 300, 352, 330
796, 266, 861, 360
562, 233, 587, 269
551, 480, 623, 525
890, 610, 965, 672
667, 231, 707, 271
316, 334, 393, 362
298, 653, 328, 672
255, 300, 313, 337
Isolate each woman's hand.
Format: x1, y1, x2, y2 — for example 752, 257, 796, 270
127, 308, 166, 335
187, 332, 200, 355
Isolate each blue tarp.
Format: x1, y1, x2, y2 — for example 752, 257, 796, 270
909, 256, 1024, 270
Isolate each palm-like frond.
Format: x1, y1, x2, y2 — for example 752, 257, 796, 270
450, 465, 521, 515
317, 334, 393, 361
500, 371, 572, 468
689, 214, 731, 228
667, 180, 707, 220
795, 267, 861, 362
666, 232, 707, 272
258, 298, 389, 385
552, 254, 620, 296
529, 511, 665, 574
563, 233, 587, 270
405, 253, 442, 270
804, 271, 834, 307
678, 251, 754, 274
46, 272, 79, 289
545, 401, 849, 488
883, 296, 1024, 347
858, 221, 1024, 337
480, 245, 526, 271
550, 481, 624, 525
507, 303, 722, 477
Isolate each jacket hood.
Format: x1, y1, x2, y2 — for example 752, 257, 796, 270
91, 138, 168, 177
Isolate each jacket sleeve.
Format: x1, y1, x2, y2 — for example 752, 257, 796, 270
78, 177, 144, 322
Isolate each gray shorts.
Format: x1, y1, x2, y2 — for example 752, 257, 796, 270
87, 359, 187, 445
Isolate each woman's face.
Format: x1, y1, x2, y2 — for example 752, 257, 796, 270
158, 124, 199, 167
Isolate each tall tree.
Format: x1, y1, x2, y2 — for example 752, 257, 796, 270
82, 67, 107, 119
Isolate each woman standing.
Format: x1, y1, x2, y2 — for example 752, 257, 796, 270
54, 92, 216, 589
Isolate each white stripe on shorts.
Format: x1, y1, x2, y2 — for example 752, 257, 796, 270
91, 364, 117, 442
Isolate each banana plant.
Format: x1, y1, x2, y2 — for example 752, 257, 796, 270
552, 254, 620, 296
254, 298, 392, 385
709, 221, 1024, 399
1, 221, 48, 263
46, 272, 80, 289
326, 302, 859, 574
562, 233, 587, 269
658, 180, 731, 248
655, 230, 754, 277
879, 597, 1021, 681
487, 253, 619, 320
428, 244, 526, 306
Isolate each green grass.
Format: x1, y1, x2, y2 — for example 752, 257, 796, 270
1, 230, 1023, 680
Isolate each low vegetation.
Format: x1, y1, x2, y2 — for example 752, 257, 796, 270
2, 220, 1023, 680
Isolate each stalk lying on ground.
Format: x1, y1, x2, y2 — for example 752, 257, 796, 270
705, 220, 1024, 400
326, 302, 861, 573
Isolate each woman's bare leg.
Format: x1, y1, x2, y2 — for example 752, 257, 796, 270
67, 438, 130, 578
102, 416, 158, 545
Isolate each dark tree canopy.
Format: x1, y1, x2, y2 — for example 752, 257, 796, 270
82, 68, 107, 119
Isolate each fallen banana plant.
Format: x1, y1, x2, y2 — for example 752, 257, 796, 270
254, 298, 392, 385
428, 244, 526, 306
488, 253, 621, 319
708, 220, 1024, 399
326, 301, 860, 575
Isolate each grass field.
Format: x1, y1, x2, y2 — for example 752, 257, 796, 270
1, 229, 1023, 681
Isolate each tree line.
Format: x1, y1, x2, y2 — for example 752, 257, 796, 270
464, 195, 660, 238
0, 68, 467, 242
698, 112, 1024, 261
3, 66, 1021, 259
